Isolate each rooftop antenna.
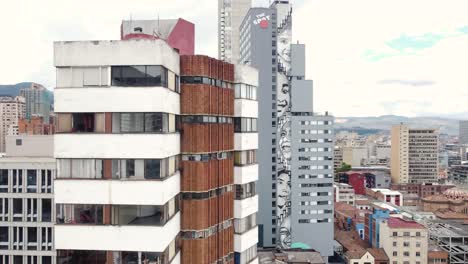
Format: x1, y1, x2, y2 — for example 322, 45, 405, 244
153, 13, 162, 39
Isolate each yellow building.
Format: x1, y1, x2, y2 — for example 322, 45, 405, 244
391, 124, 438, 184
379, 217, 428, 264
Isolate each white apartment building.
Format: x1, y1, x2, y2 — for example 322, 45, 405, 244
334, 183, 355, 206
391, 124, 438, 184
53, 38, 259, 264
379, 217, 428, 264
0, 135, 55, 264
218, 0, 252, 63
0, 97, 25, 152
54, 40, 181, 263
233, 65, 259, 264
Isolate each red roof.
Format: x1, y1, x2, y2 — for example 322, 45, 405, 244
387, 217, 425, 229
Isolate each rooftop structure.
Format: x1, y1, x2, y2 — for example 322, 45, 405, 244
426, 221, 468, 264
120, 18, 195, 55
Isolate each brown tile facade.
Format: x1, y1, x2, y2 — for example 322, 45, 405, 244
180, 55, 235, 264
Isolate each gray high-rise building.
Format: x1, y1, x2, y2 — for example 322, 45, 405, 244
218, 0, 252, 63
459, 120, 468, 145
20, 83, 52, 122
240, 1, 334, 259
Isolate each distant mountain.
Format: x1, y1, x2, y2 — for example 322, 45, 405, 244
335, 115, 459, 135
0, 82, 34, 97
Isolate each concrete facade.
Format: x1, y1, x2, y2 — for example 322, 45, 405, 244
0, 135, 55, 264
391, 124, 439, 184
379, 218, 428, 264
218, 0, 252, 63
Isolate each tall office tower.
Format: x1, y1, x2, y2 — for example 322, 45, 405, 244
240, 2, 335, 260
0, 135, 55, 264
459, 120, 468, 144
20, 83, 52, 121
53, 37, 258, 263
0, 96, 25, 152
218, 0, 252, 63
391, 124, 439, 184
121, 18, 195, 55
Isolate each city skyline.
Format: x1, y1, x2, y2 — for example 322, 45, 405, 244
2, 0, 468, 118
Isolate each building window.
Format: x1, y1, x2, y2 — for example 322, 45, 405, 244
234, 213, 257, 234
235, 182, 256, 200
392, 232, 398, 236
403, 232, 410, 236
13, 198, 23, 221
26, 170, 37, 193
416, 252, 420, 257
403, 241, 410, 247
416, 231, 421, 236
393, 241, 397, 247
0, 227, 8, 249
235, 83, 257, 100
403, 251, 410, 257
234, 117, 258, 132
392, 251, 397, 256
416, 242, 421, 247
16, 139, 22, 145
42, 199, 52, 222
234, 150, 257, 166
111, 65, 168, 87
0, 170, 8, 193
113, 112, 171, 133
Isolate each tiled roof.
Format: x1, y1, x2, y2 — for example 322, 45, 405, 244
367, 248, 389, 260
387, 217, 425, 229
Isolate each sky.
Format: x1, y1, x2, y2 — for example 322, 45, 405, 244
1, 0, 468, 118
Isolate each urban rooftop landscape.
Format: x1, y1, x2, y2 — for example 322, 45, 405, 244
0, 0, 467, 264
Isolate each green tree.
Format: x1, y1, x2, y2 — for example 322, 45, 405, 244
336, 162, 352, 173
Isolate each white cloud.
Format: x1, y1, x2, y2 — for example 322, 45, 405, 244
295, 0, 468, 117
1, 0, 467, 118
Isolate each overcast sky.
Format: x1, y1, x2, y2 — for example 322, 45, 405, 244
1, 0, 468, 118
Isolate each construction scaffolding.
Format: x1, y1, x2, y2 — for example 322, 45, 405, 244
426, 221, 468, 264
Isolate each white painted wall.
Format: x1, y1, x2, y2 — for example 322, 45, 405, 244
55, 173, 180, 205
234, 195, 258, 219
55, 134, 180, 159
234, 165, 258, 185
234, 99, 258, 118
170, 252, 180, 264
54, 40, 180, 75
55, 213, 180, 252
234, 133, 258, 151
55, 87, 180, 114
234, 226, 258, 252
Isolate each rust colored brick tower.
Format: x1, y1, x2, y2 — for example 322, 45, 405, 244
179, 55, 235, 263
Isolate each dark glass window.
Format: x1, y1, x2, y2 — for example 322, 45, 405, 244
0, 226, 8, 249
72, 113, 95, 132
122, 66, 146, 86
0, 170, 8, 193
27, 170, 37, 193
42, 199, 52, 222
145, 160, 161, 179
111, 66, 168, 87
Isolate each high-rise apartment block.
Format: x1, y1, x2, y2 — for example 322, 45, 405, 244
239, 2, 335, 259
0, 96, 25, 152
391, 124, 438, 184
459, 120, 468, 145
20, 83, 52, 121
218, 0, 252, 63
54, 36, 258, 263
0, 135, 55, 264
